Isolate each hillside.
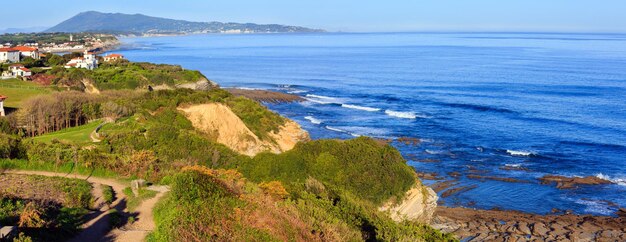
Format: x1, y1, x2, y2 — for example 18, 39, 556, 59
45, 11, 324, 35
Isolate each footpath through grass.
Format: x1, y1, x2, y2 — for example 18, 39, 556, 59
0, 79, 53, 108
31, 120, 103, 144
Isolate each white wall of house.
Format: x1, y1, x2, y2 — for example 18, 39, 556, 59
0, 51, 20, 63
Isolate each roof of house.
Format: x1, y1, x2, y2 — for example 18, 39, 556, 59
13, 46, 38, 52
19, 67, 31, 72
106, 54, 124, 57
66, 63, 77, 67
0, 47, 18, 52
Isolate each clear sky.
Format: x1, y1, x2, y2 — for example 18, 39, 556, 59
2, 0, 625, 33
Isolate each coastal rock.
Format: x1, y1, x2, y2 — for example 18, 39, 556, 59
178, 103, 309, 156
538, 175, 612, 189
517, 221, 531, 235
532, 223, 549, 236
379, 183, 438, 223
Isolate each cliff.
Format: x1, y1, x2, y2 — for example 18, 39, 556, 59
178, 103, 309, 156
379, 182, 438, 223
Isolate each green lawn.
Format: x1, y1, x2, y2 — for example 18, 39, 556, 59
31, 120, 103, 144
0, 79, 52, 108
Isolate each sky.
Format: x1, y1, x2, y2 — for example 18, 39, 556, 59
1, 0, 626, 33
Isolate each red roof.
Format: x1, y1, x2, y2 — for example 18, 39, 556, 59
107, 54, 123, 57
13, 46, 37, 52
66, 63, 77, 67
0, 95, 7, 101
20, 67, 31, 72
0, 47, 18, 52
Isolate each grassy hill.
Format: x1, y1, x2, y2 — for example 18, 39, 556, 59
46, 11, 324, 34
0, 60, 454, 241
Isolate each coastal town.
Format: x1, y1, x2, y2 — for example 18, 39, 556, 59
1, 33, 125, 118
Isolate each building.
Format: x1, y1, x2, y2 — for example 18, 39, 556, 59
0, 48, 20, 63
64, 50, 98, 70
103, 53, 124, 62
1, 64, 32, 79
0, 95, 6, 116
12, 46, 40, 60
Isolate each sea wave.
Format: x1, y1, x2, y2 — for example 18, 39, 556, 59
325, 126, 346, 133
385, 110, 417, 119
596, 173, 626, 186
341, 104, 381, 112
573, 199, 615, 216
425, 149, 446, 155
506, 150, 535, 157
505, 163, 523, 168
304, 98, 333, 105
306, 94, 338, 100
304, 116, 322, 124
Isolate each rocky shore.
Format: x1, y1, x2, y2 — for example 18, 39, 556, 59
431, 206, 626, 241
225, 88, 304, 103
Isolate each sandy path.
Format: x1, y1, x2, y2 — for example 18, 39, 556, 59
2, 170, 169, 242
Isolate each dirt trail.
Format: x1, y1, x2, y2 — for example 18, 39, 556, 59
2, 170, 169, 242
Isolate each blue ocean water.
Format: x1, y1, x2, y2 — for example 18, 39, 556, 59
115, 32, 626, 215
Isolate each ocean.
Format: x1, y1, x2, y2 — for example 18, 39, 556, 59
114, 32, 626, 216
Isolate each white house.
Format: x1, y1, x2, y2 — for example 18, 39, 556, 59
0, 95, 6, 116
1, 64, 32, 78
13, 46, 40, 60
65, 50, 98, 70
103, 53, 124, 62
0, 48, 20, 63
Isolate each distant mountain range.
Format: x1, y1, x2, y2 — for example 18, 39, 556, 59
45, 11, 324, 35
0, 26, 49, 34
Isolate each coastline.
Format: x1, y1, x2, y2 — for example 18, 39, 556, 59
111, 35, 626, 240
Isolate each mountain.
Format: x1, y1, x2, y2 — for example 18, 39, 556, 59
45, 11, 323, 35
0, 26, 49, 34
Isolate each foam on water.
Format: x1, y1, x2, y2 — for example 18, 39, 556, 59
341, 104, 381, 112
596, 173, 626, 186
506, 150, 534, 157
304, 116, 322, 124
385, 110, 417, 119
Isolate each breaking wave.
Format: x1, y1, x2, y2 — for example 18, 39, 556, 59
304, 116, 322, 124
341, 104, 381, 112
506, 150, 535, 157
385, 110, 417, 119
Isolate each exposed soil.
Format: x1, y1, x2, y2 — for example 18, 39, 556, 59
0, 174, 74, 206
431, 180, 459, 193
539, 175, 613, 189
226, 88, 304, 103
179, 103, 309, 156
432, 206, 626, 241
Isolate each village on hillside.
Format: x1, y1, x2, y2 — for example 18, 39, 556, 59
0, 33, 125, 117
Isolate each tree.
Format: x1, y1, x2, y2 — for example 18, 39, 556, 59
46, 54, 65, 67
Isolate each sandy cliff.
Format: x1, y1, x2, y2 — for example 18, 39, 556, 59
178, 103, 309, 156
380, 182, 438, 223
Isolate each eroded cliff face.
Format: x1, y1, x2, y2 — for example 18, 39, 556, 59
178, 103, 309, 156
379, 182, 438, 223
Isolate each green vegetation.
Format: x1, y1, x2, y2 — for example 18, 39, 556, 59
0, 79, 52, 108
237, 137, 417, 205
101, 185, 115, 204
0, 63, 453, 241
31, 120, 102, 144
45, 61, 208, 90
149, 168, 455, 242
0, 174, 92, 241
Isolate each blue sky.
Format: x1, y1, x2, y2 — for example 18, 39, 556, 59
2, 0, 625, 32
